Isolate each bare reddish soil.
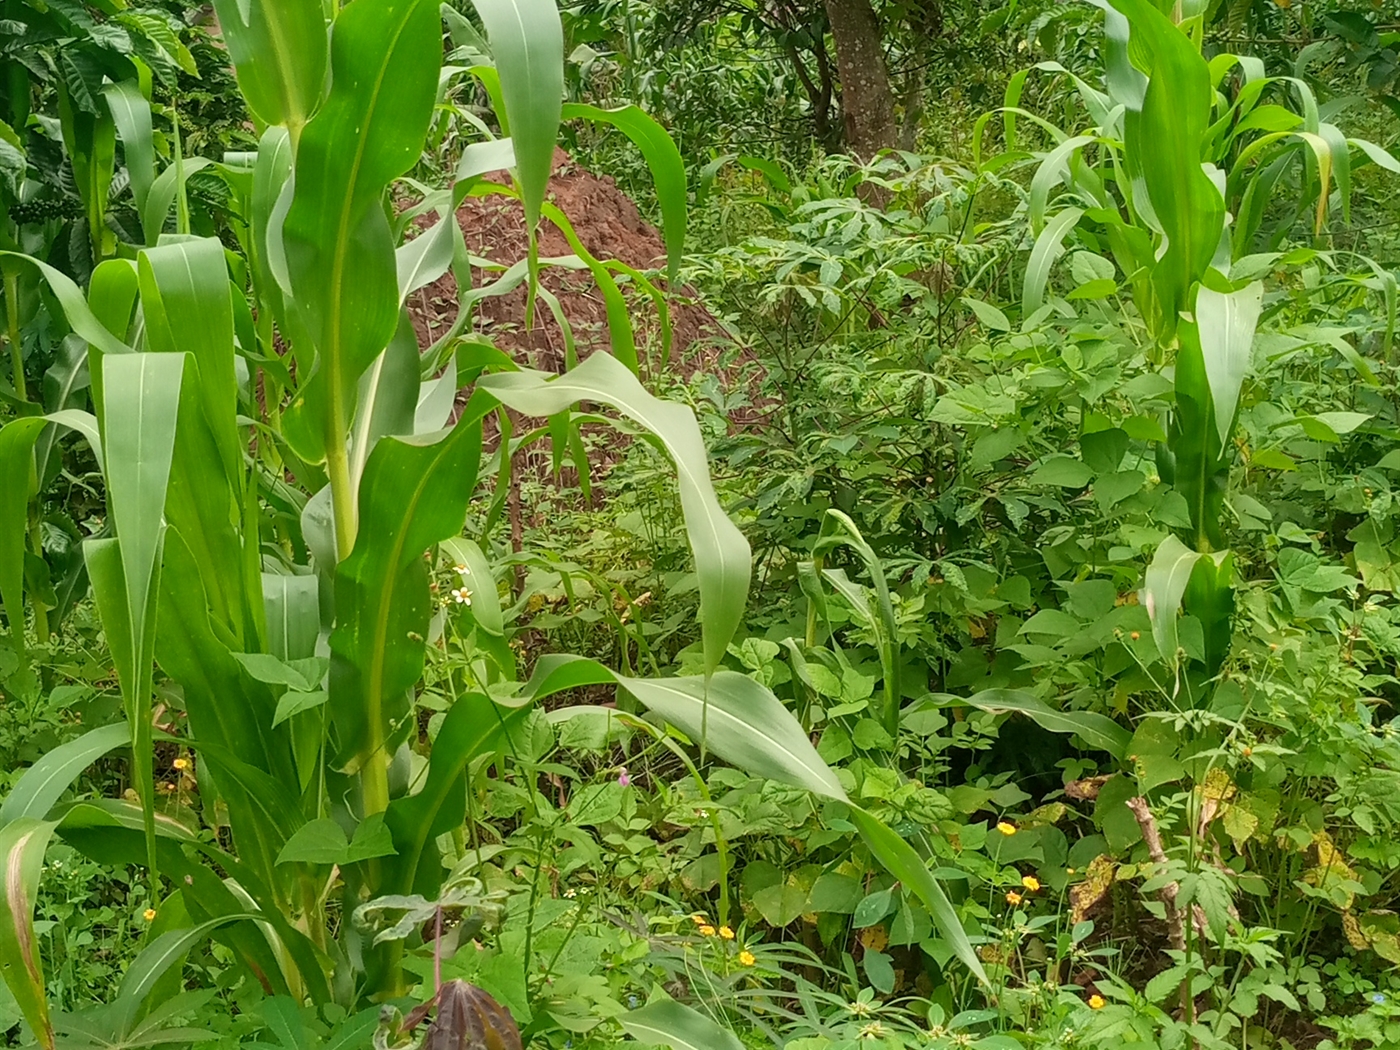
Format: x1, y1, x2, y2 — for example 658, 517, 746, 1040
405, 148, 727, 380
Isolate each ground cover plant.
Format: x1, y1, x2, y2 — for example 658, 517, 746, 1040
5, 0, 1400, 1048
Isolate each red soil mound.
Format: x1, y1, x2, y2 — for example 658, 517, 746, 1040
405, 148, 727, 380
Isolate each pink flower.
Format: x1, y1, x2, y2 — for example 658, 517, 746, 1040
618, 768, 632, 787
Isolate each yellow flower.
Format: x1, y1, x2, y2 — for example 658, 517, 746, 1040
1005, 891, 1022, 905
173, 758, 189, 771
719, 926, 735, 940
996, 821, 1016, 836
738, 950, 756, 966
699, 925, 716, 937
143, 908, 157, 922
1088, 994, 1106, 1010
1021, 875, 1041, 892
690, 914, 706, 925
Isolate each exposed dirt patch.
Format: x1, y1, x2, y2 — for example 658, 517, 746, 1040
405, 147, 733, 382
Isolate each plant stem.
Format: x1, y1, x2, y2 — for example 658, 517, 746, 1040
5, 269, 25, 402
325, 434, 357, 562
172, 98, 189, 236
27, 517, 47, 645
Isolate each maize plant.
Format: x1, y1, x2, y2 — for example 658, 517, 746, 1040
986, 0, 1398, 702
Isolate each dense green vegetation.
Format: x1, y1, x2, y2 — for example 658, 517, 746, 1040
5, 0, 1400, 1047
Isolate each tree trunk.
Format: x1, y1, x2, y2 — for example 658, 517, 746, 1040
824, 0, 896, 158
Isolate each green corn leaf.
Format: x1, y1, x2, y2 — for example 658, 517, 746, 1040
736, 155, 792, 193
1029, 135, 1096, 234
281, 0, 442, 467
396, 213, 458, 305
0, 418, 46, 658
1320, 122, 1350, 227
139, 239, 241, 482
0, 254, 131, 358
88, 259, 140, 362
440, 537, 503, 636
0, 818, 58, 1050
1196, 281, 1262, 448
1023, 207, 1083, 316
209, 0, 328, 136
329, 412, 484, 788
480, 353, 749, 675
1172, 318, 1228, 550
1144, 535, 1201, 667
511, 653, 617, 703
35, 336, 92, 480
113, 916, 265, 1031
0, 723, 132, 827
156, 530, 296, 885
846, 805, 987, 986
261, 574, 320, 663
100, 353, 183, 657
53, 799, 203, 850
468, 0, 563, 232
812, 511, 901, 738
142, 157, 213, 245
383, 692, 529, 895
348, 311, 421, 490
396, 138, 515, 306
251, 128, 294, 325
0, 411, 105, 647
95, 352, 185, 889
103, 81, 155, 222
541, 201, 638, 372
561, 103, 685, 281
415, 354, 459, 434
694, 152, 735, 207
1144, 534, 1231, 670
1111, 0, 1224, 338
53, 801, 324, 1003
621, 672, 847, 800
957, 689, 1131, 758
619, 1000, 744, 1050
1183, 547, 1235, 677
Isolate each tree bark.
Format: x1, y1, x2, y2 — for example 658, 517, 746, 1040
824, 0, 897, 158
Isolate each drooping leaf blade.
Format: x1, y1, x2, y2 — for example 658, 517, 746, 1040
561, 103, 685, 280
621, 673, 847, 800
479, 353, 749, 674
958, 689, 1130, 758
846, 805, 986, 985
0, 723, 132, 827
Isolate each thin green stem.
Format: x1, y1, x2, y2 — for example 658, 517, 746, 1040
5, 269, 24, 402
172, 98, 189, 236
326, 433, 358, 562
27, 517, 47, 645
